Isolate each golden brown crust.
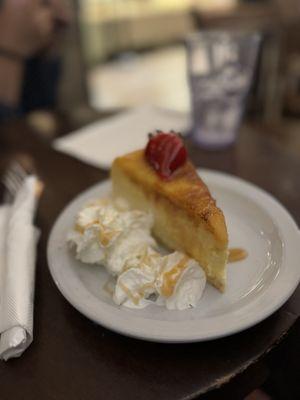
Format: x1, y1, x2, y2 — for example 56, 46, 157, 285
112, 150, 228, 247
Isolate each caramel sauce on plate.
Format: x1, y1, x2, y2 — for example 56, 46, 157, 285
103, 279, 114, 295
228, 248, 248, 263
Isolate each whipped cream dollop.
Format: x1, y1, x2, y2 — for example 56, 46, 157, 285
68, 198, 206, 310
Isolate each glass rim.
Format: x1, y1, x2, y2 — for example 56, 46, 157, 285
186, 29, 262, 44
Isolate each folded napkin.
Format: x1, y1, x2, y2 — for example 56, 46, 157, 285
53, 105, 190, 169
0, 176, 40, 361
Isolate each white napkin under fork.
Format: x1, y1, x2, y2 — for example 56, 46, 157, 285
0, 171, 42, 361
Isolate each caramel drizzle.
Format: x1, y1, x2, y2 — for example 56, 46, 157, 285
119, 282, 141, 305
75, 221, 97, 234
117, 248, 161, 305
75, 220, 120, 247
161, 255, 189, 298
138, 283, 157, 298
119, 281, 158, 306
98, 229, 120, 247
228, 248, 248, 263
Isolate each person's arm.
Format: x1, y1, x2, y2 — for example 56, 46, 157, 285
0, 55, 24, 108
0, 0, 54, 117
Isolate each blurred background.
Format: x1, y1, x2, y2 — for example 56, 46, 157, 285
0, 1, 299, 399
74, 0, 300, 121
1, 0, 300, 131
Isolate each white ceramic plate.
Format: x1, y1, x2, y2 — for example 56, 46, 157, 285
47, 170, 300, 343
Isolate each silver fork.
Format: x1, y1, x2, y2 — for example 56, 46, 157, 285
2, 161, 28, 203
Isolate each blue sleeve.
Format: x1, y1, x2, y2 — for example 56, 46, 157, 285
0, 56, 60, 121
0, 103, 21, 121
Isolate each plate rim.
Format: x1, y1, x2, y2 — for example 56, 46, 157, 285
47, 169, 300, 343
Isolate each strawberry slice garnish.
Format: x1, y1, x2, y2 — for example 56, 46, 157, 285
145, 131, 187, 179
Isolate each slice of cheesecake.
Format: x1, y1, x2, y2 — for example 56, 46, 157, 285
111, 138, 228, 292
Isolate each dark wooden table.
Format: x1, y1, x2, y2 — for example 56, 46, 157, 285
0, 115, 299, 400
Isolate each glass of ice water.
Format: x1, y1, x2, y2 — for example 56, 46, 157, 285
186, 31, 261, 149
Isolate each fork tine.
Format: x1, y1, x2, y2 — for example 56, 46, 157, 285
1, 158, 30, 204
3, 176, 19, 198
10, 161, 27, 180
8, 163, 26, 185
2, 161, 27, 200
6, 169, 23, 185
4, 170, 22, 192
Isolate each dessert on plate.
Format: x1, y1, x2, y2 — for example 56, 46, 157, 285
68, 131, 228, 310
111, 131, 228, 291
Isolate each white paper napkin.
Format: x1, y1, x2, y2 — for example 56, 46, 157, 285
0, 176, 40, 361
53, 106, 190, 169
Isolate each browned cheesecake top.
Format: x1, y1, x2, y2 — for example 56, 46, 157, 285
112, 150, 228, 247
